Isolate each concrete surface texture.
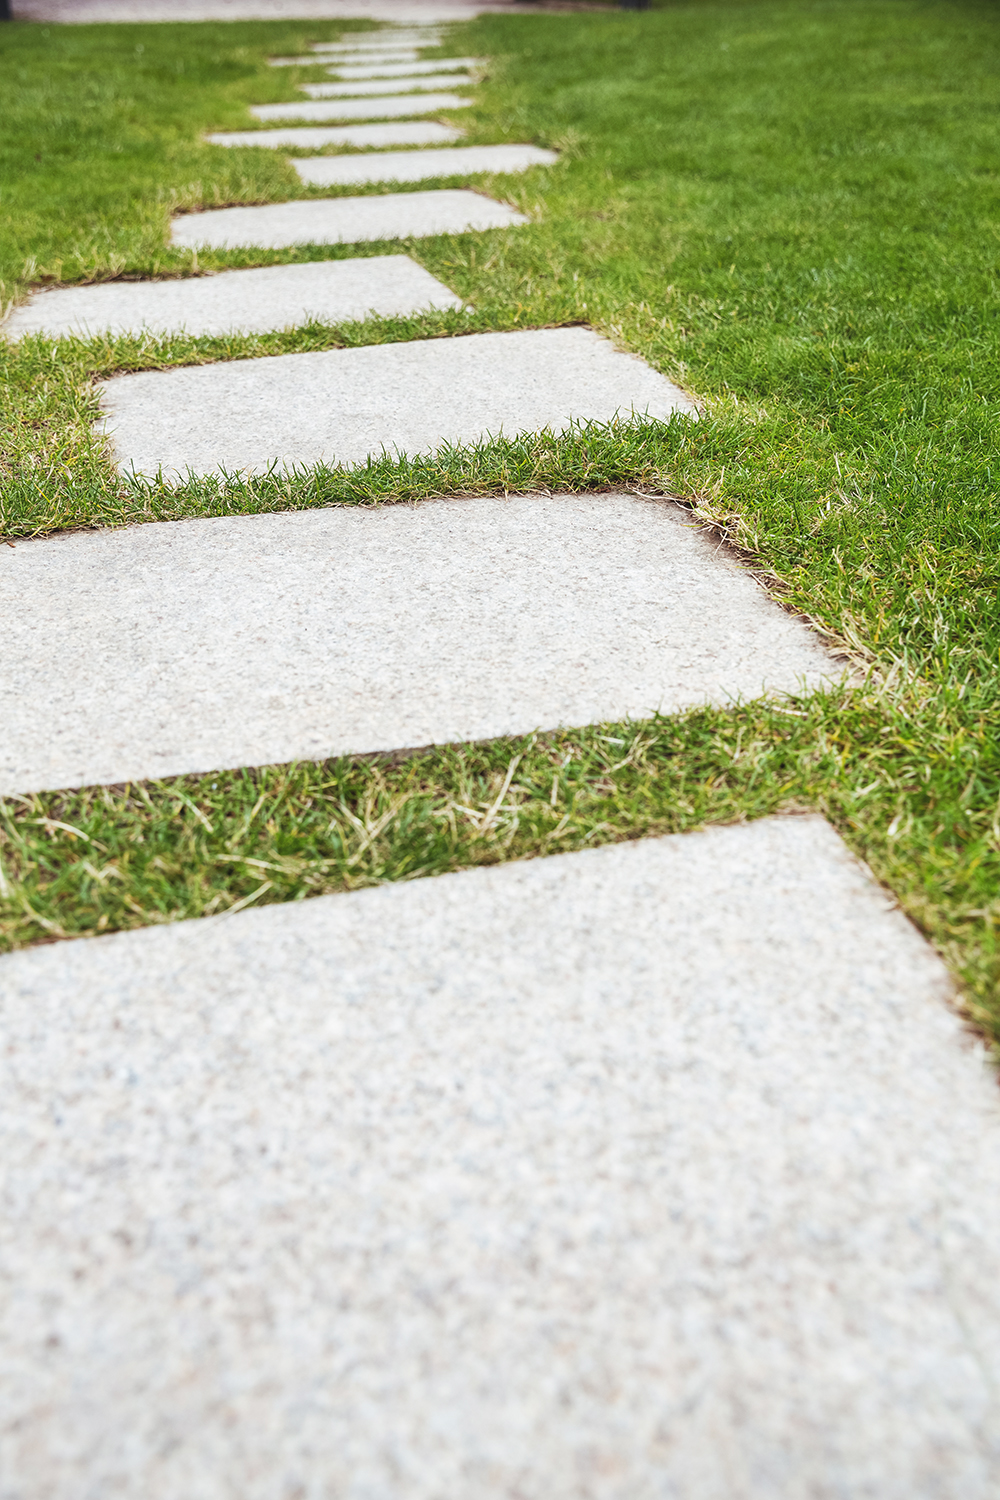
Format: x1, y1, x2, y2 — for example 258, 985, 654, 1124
0, 493, 840, 794
169, 189, 523, 251
293, 141, 558, 185
98, 326, 694, 480
309, 48, 423, 65
248, 92, 470, 121
2, 818, 998, 1498
15, 1, 513, 18
301, 74, 473, 96
330, 57, 482, 78
205, 119, 462, 148
3, 257, 462, 340
312, 35, 444, 50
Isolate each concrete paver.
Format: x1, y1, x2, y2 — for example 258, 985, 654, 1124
97, 326, 693, 480
330, 57, 482, 78
313, 38, 443, 52
206, 120, 462, 149
17, 2, 507, 17
3, 257, 462, 340
0, 492, 838, 794
311, 48, 423, 65
248, 93, 470, 122
301, 75, 473, 96
169, 189, 524, 251
293, 141, 558, 185
2, 817, 997, 1498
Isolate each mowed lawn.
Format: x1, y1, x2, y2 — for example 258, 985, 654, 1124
1, 0, 999, 1045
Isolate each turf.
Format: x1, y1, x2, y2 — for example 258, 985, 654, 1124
1, 0, 998, 1041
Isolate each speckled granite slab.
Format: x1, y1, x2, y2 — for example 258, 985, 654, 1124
205, 119, 461, 149
170, 189, 521, 250
330, 56, 482, 78
248, 92, 470, 122
300, 74, 471, 96
0, 492, 840, 794
1, 816, 997, 1498
293, 141, 556, 184
97, 327, 693, 481
4, 256, 462, 340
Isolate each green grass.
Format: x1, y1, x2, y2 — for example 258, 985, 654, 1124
1, 1, 999, 1041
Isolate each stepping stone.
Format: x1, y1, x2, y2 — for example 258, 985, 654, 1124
311, 49, 423, 65
205, 121, 462, 150
248, 94, 471, 124
3, 257, 462, 341
293, 142, 558, 187
312, 36, 443, 52
169, 190, 524, 252
331, 58, 482, 80
0, 492, 837, 793
300, 76, 473, 98
3, 818, 998, 1499
99, 326, 692, 481
269, 56, 339, 67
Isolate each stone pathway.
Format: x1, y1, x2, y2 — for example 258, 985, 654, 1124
3, 13, 1000, 1498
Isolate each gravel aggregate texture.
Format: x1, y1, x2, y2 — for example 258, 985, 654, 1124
169, 188, 510, 250
248, 93, 471, 122
98, 326, 691, 480
0, 492, 840, 793
292, 142, 558, 184
3, 257, 462, 340
300, 75, 473, 97
205, 120, 462, 149
1, 817, 997, 1498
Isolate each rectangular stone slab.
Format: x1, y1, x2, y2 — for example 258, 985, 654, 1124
300, 75, 472, 97
169, 190, 524, 252
312, 36, 443, 51
3, 818, 998, 1500
0, 492, 839, 794
312, 48, 421, 62
293, 142, 558, 186
330, 57, 482, 79
248, 93, 470, 123
98, 326, 691, 481
3, 257, 462, 340
206, 121, 461, 150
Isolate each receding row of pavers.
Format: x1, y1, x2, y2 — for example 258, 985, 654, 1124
3, 20, 1000, 1499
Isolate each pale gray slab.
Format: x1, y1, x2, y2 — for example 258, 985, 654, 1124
313, 47, 423, 64
3, 257, 461, 341
312, 33, 444, 49
0, 493, 839, 794
294, 141, 558, 185
206, 120, 461, 149
99, 327, 691, 481
331, 56, 482, 78
313, 39, 440, 52
268, 56, 335, 66
301, 74, 472, 97
2, 817, 999, 1499
18, 1, 505, 17
170, 190, 523, 252
249, 93, 470, 122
